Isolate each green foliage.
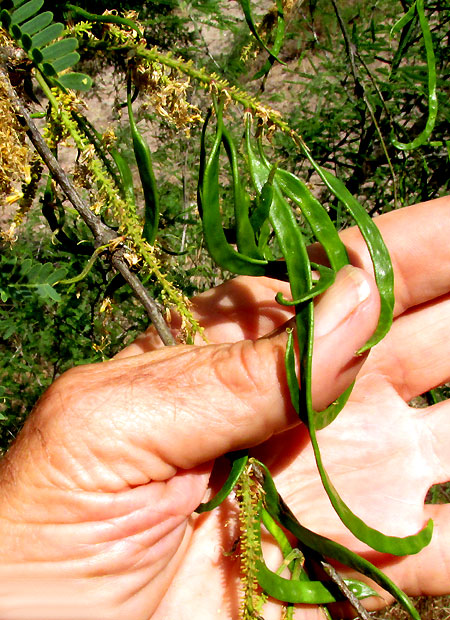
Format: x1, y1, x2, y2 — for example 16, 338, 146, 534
0, 255, 67, 303
0, 0, 92, 89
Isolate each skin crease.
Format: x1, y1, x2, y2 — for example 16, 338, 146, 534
0, 197, 449, 619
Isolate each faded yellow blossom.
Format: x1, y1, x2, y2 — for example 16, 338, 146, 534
1, 222, 18, 244
92, 336, 109, 354
4, 190, 24, 205
78, 143, 96, 165
90, 200, 103, 215
123, 250, 140, 267
123, 10, 140, 23
0, 77, 30, 198
1, 157, 43, 243
99, 297, 113, 313
134, 60, 203, 131
101, 127, 117, 149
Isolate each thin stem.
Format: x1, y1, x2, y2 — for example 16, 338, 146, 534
111, 251, 176, 345
330, 0, 398, 208
321, 562, 374, 620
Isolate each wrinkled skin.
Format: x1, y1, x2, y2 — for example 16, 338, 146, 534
0, 197, 449, 620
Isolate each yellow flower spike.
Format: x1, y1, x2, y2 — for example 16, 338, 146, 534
5, 191, 24, 205
0, 78, 30, 197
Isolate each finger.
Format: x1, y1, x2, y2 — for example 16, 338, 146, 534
182, 276, 293, 343
308, 195, 450, 316
115, 276, 294, 359
364, 293, 450, 401
41, 266, 379, 483
343, 195, 450, 315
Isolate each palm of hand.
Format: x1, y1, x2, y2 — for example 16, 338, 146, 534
151, 274, 448, 619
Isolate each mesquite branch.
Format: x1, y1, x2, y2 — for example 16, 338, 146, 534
1, 66, 176, 346
321, 562, 374, 620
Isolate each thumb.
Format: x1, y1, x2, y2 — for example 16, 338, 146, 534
311, 264, 380, 410
107, 265, 380, 476
19, 266, 380, 487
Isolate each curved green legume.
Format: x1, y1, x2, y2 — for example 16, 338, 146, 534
261, 508, 301, 572
127, 77, 159, 245
110, 148, 136, 209
246, 119, 270, 193
261, 507, 314, 590
257, 461, 424, 620
300, 158, 394, 352
247, 118, 314, 415
197, 107, 212, 219
252, 0, 286, 80
284, 329, 353, 430
196, 453, 248, 513
250, 174, 273, 235
245, 122, 308, 287
253, 132, 347, 276
273, 167, 349, 272
221, 125, 264, 260
256, 560, 377, 604
309, 400, 433, 555
257, 220, 274, 259
283, 327, 303, 419
65, 3, 143, 39
391, 0, 437, 151
262, 508, 335, 617
284, 331, 433, 555
275, 263, 335, 306
313, 381, 354, 430
251, 133, 350, 434
246, 118, 313, 432
238, 0, 286, 67
57, 244, 109, 285
198, 106, 267, 275
269, 187, 315, 447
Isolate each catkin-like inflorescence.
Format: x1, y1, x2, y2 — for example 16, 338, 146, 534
235, 461, 266, 619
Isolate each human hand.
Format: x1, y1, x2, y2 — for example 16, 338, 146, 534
0, 197, 449, 620
148, 196, 450, 620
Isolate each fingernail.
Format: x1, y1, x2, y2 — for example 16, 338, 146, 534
314, 266, 372, 338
